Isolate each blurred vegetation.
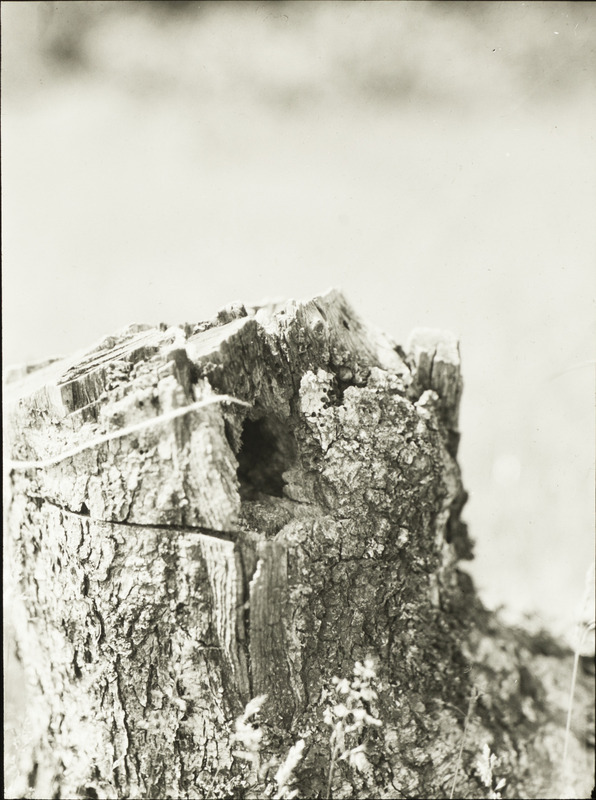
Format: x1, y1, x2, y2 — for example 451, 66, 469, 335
4, 1, 595, 109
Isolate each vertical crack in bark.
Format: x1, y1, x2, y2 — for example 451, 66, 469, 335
113, 656, 131, 789
199, 536, 251, 703
234, 540, 257, 702
248, 540, 298, 727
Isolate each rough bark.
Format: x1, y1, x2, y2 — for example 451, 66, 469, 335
4, 289, 594, 799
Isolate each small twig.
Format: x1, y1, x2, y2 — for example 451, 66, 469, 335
7, 395, 251, 471
326, 732, 342, 800
562, 620, 595, 772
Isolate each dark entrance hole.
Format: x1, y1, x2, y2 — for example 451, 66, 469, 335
236, 415, 296, 500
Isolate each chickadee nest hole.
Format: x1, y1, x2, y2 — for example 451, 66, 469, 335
236, 415, 296, 501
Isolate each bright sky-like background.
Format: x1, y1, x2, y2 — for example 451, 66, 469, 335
2, 1, 595, 638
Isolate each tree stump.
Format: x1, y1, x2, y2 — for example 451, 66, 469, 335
4, 289, 594, 799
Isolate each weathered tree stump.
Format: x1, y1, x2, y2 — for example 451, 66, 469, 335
4, 290, 593, 799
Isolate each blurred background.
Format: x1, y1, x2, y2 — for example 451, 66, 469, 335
2, 1, 595, 772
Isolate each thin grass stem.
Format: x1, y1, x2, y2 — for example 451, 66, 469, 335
449, 685, 479, 800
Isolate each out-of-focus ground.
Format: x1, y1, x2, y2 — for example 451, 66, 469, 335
2, 0, 595, 787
